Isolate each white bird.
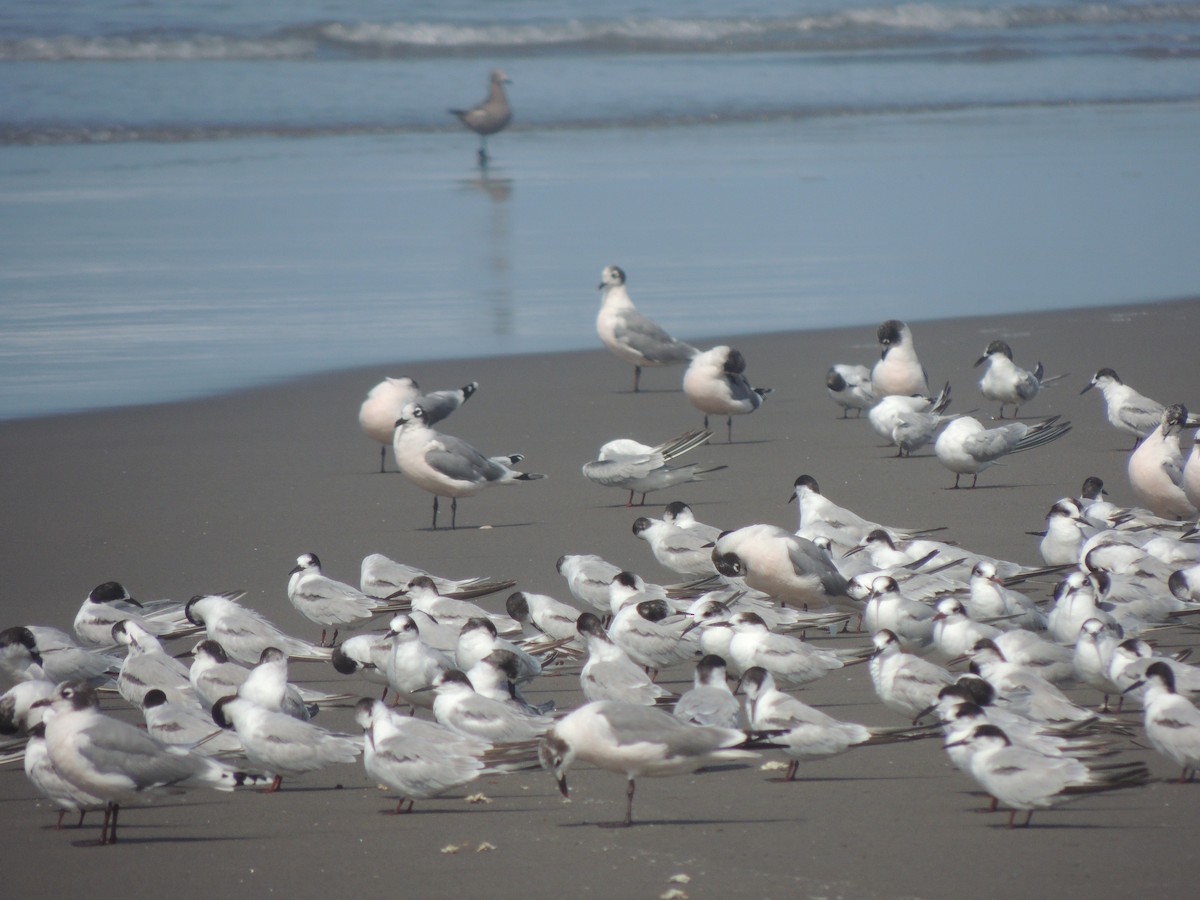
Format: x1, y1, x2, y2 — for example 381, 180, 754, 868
576, 613, 672, 706
1170, 563, 1200, 602
330, 631, 393, 696
212, 696, 359, 793
1037, 498, 1095, 566
862, 576, 935, 653
673, 654, 741, 728
871, 320, 930, 399
582, 429, 723, 507
743, 667, 930, 781
538, 700, 762, 826
0, 625, 118, 686
1107, 638, 1200, 699
633, 509, 720, 577
450, 69, 511, 165
682, 345, 771, 442
595, 264, 697, 392
185, 591, 331, 665
1081, 368, 1166, 448
1132, 661, 1200, 782
866, 382, 953, 457
40, 682, 238, 844
358, 377, 478, 472
403, 575, 521, 636
869, 629, 954, 719
974, 339, 1062, 418
1182, 431, 1200, 512
288, 552, 387, 646
934, 415, 1072, 488
790, 474, 939, 552
238, 646, 325, 721
964, 560, 1047, 630
930, 598, 1003, 660
1071, 618, 1125, 710
354, 698, 488, 814
505, 591, 584, 644
964, 638, 1100, 726
609, 598, 699, 675
711, 524, 849, 610
1126, 404, 1199, 521
431, 669, 552, 742
727, 611, 851, 688
825, 363, 875, 418
392, 401, 545, 529
556, 554, 623, 616
384, 614, 455, 710
455, 617, 542, 680
112, 619, 195, 708
73, 581, 196, 648
359, 552, 515, 602
945, 723, 1149, 827
140, 689, 244, 757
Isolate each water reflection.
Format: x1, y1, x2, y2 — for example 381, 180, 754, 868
462, 172, 514, 338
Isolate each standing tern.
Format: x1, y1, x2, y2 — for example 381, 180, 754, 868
866, 382, 953, 457
934, 415, 1072, 488
596, 264, 697, 392
537, 700, 764, 827
743, 667, 932, 780
825, 364, 875, 418
1081, 368, 1166, 448
211, 696, 359, 793
945, 723, 1150, 827
354, 698, 489, 814
974, 339, 1064, 418
1130, 661, 1200, 782
582, 429, 723, 507
673, 654, 741, 728
682, 345, 771, 442
185, 591, 332, 665
288, 552, 388, 646
576, 613, 673, 706
430, 669, 553, 742
392, 401, 545, 529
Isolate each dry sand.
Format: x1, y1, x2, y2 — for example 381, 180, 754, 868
1, 298, 1197, 899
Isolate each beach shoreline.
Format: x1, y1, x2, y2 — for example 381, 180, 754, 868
1, 297, 1198, 898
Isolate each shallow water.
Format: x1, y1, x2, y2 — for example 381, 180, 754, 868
1, 1, 1198, 419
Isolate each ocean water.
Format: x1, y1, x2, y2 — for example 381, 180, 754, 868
1, 1, 1198, 420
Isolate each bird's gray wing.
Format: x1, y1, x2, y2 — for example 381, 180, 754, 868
582, 454, 661, 486
426, 436, 506, 483
77, 718, 211, 790
962, 424, 1026, 463
613, 309, 695, 363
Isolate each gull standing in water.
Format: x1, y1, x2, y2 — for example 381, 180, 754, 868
392, 402, 545, 529
871, 320, 930, 399
450, 69, 512, 166
596, 265, 697, 392
581, 429, 723, 507
683, 345, 771, 442
538, 700, 763, 827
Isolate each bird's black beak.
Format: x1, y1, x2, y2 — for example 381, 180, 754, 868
556, 774, 569, 798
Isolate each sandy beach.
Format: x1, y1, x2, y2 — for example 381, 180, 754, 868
1, 297, 1198, 899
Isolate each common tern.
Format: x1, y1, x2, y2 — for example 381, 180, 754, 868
869, 629, 954, 719
359, 552, 515, 602
111, 620, 195, 708
933, 415, 1072, 488
430, 669, 553, 742
582, 429, 723, 507
595, 264, 697, 392
211, 695, 359, 793
1130, 661, 1200, 782
0, 625, 118, 687
633, 509, 720, 578
73, 581, 197, 648
537, 700, 763, 827
825, 364, 875, 418
392, 401, 545, 529
185, 591, 332, 665
974, 339, 1063, 418
576, 613, 673, 706
288, 552, 388, 646
556, 554, 623, 616
1081, 368, 1166, 448
727, 612, 848, 688
673, 654, 741, 728
866, 382, 953, 457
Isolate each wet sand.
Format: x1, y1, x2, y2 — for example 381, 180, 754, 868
1, 297, 1197, 898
